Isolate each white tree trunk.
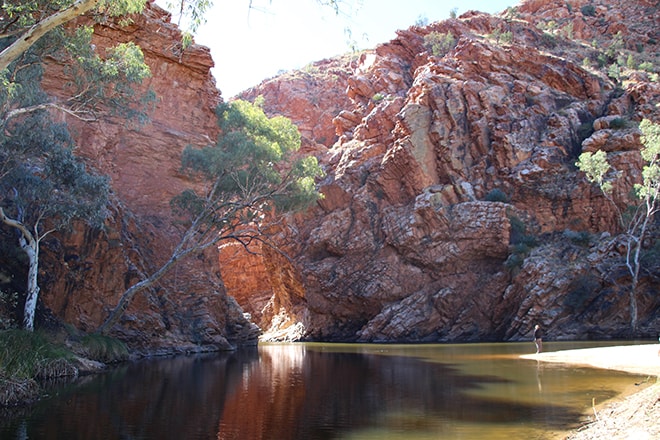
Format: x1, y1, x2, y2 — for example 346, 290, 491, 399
21, 237, 40, 332
0, 207, 41, 332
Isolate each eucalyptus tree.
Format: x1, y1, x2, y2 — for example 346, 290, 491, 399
1, 1, 150, 331
576, 119, 660, 332
0, 112, 109, 331
98, 99, 323, 333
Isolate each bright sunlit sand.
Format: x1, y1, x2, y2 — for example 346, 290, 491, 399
521, 344, 660, 376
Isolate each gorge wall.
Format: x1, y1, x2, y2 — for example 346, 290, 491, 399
2, 0, 658, 351
233, 0, 660, 342
19, 1, 259, 353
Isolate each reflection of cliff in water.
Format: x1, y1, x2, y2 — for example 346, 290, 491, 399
1, 344, 590, 439
217, 344, 583, 439
0, 350, 259, 440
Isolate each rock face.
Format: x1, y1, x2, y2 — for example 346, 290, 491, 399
3, 0, 658, 350
32, 1, 260, 352
231, 0, 660, 342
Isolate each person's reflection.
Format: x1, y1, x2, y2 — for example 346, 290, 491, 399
535, 359, 544, 392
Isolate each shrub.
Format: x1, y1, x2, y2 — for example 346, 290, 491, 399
607, 63, 621, 82
581, 4, 596, 16
640, 239, 660, 271
505, 212, 538, 272
562, 229, 592, 246
423, 31, 457, 57
577, 121, 594, 143
609, 117, 627, 129
639, 61, 655, 72
490, 29, 513, 44
372, 92, 385, 102
485, 188, 509, 202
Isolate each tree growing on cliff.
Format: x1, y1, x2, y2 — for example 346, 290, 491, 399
0, 112, 109, 331
97, 99, 323, 334
576, 119, 660, 333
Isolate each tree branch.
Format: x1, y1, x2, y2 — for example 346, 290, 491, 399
0, 0, 101, 72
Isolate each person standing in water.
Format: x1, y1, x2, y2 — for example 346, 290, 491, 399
534, 324, 543, 354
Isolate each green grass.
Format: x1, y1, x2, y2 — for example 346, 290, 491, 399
80, 333, 129, 364
0, 329, 78, 406
0, 329, 74, 380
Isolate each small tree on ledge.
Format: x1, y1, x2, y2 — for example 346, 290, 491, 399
576, 119, 660, 333
97, 99, 323, 334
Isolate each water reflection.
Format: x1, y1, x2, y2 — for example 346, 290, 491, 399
0, 342, 643, 440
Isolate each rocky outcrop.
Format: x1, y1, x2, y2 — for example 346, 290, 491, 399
229, 0, 660, 342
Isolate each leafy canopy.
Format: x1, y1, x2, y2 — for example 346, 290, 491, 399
174, 98, 322, 224
0, 111, 109, 232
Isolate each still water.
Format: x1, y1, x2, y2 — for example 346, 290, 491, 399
0, 341, 650, 440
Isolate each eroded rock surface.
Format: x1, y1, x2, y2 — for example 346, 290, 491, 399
230, 0, 660, 342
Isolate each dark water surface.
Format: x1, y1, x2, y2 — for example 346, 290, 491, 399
0, 341, 649, 440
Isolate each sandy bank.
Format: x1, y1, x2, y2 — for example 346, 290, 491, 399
520, 344, 660, 439
520, 343, 660, 376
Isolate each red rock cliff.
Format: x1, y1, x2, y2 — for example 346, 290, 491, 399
33, 1, 259, 352
229, 0, 660, 342
6, 0, 657, 349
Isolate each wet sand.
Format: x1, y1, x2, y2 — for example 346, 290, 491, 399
520, 343, 660, 376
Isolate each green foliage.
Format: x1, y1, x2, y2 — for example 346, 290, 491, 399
562, 229, 592, 246
0, 113, 110, 231
609, 117, 628, 130
174, 99, 323, 224
0, 329, 74, 380
63, 27, 153, 123
580, 4, 596, 16
635, 120, 660, 201
415, 14, 429, 26
489, 29, 514, 44
372, 93, 385, 102
80, 334, 128, 363
605, 32, 625, 60
577, 121, 594, 143
164, 0, 212, 34
505, 212, 538, 271
607, 63, 621, 82
638, 61, 655, 72
576, 119, 660, 332
1, 1, 153, 126
576, 150, 613, 193
485, 188, 509, 202
640, 238, 660, 270
423, 32, 457, 57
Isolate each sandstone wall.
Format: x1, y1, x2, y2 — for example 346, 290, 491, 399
35, 1, 259, 352
5, 0, 658, 349
228, 0, 660, 342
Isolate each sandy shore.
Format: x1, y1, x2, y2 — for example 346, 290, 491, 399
522, 344, 660, 440
520, 343, 660, 376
